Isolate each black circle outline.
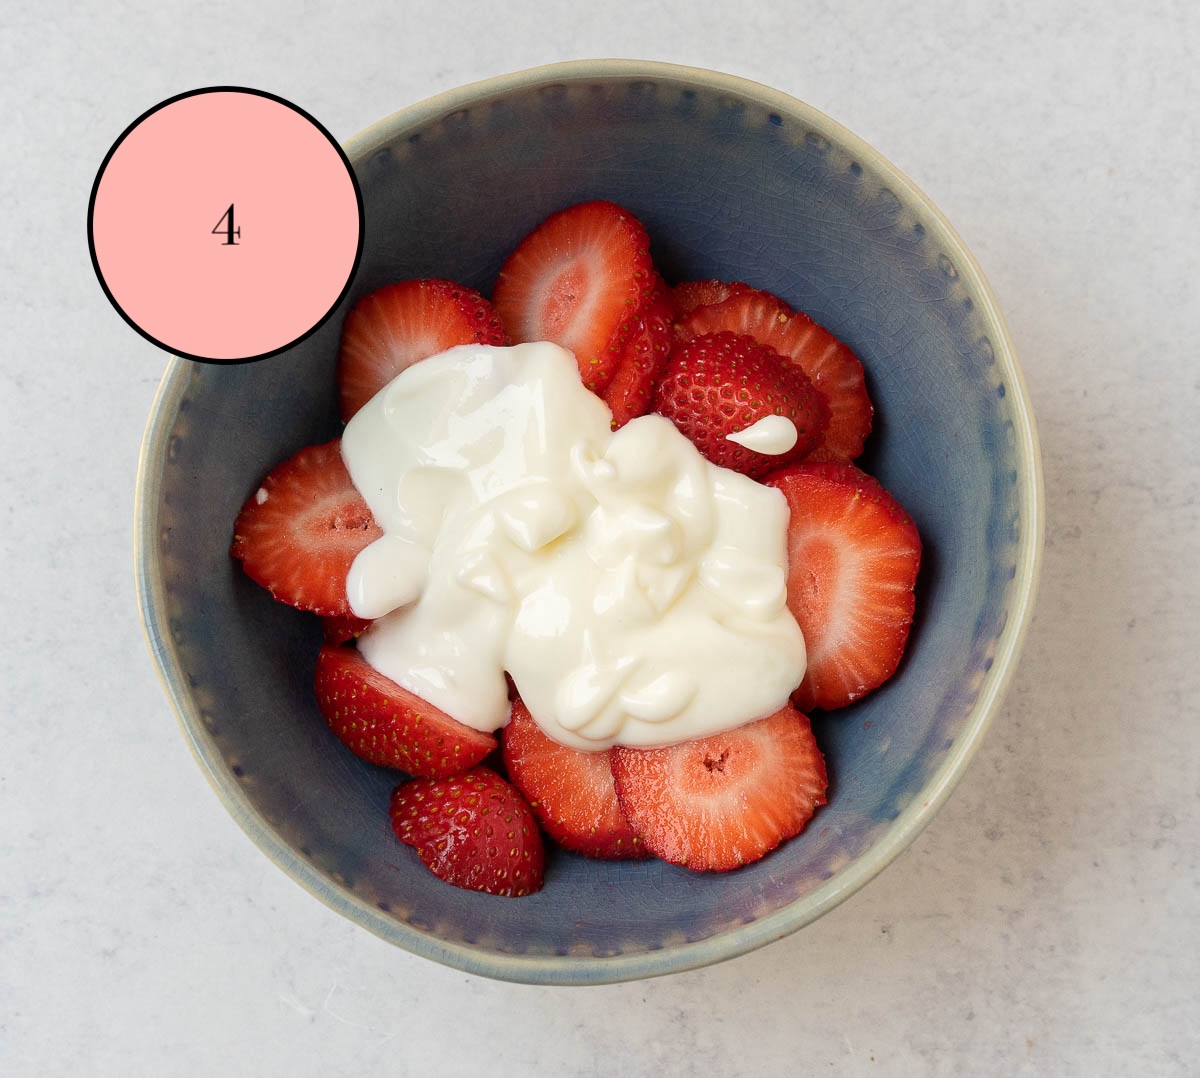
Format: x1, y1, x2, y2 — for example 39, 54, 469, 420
87, 85, 365, 366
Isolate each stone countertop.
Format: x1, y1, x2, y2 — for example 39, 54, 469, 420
4, 3, 1197, 1074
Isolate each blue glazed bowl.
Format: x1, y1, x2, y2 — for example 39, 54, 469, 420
135, 60, 1042, 984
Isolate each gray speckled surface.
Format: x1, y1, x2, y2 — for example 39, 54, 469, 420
3, 2, 1197, 1074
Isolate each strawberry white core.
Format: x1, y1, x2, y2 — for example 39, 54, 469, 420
341, 342, 806, 750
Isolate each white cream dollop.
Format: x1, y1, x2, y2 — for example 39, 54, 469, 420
341, 342, 805, 751
725, 414, 799, 455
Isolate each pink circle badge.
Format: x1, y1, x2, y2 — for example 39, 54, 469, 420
89, 87, 363, 363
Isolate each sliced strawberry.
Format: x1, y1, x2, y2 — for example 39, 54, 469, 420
671, 278, 754, 317
389, 766, 545, 896
766, 462, 921, 711
336, 278, 507, 422
321, 613, 373, 644
680, 289, 873, 461
651, 331, 829, 479
314, 644, 496, 777
610, 705, 827, 872
491, 200, 658, 393
230, 440, 381, 617
601, 283, 674, 429
501, 699, 645, 860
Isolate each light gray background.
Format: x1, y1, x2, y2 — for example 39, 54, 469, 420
4, 2, 1197, 1074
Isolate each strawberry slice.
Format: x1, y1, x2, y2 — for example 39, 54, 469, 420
230, 440, 381, 617
671, 278, 754, 317
491, 200, 659, 393
651, 331, 829, 479
766, 462, 921, 711
389, 766, 545, 896
610, 705, 828, 872
336, 278, 507, 422
501, 699, 645, 860
314, 644, 496, 777
679, 289, 873, 461
320, 612, 373, 644
600, 283, 674, 429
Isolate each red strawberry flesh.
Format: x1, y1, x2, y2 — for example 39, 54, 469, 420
601, 282, 674, 428
321, 612, 373, 644
314, 644, 496, 777
671, 278, 754, 317
230, 440, 381, 617
501, 699, 645, 860
610, 705, 827, 871
336, 278, 507, 422
767, 462, 921, 711
492, 200, 658, 393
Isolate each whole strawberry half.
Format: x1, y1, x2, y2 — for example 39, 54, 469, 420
230, 440, 382, 617
491, 200, 660, 393
610, 705, 828, 872
766, 462, 922, 711
314, 644, 496, 778
501, 699, 645, 860
651, 331, 829, 479
336, 278, 507, 422
678, 287, 873, 462
389, 766, 545, 897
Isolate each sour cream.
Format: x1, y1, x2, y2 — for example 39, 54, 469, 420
341, 342, 805, 750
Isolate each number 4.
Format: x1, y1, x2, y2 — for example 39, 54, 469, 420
212, 204, 241, 245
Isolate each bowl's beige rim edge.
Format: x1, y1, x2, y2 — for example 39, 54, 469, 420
133, 58, 1046, 986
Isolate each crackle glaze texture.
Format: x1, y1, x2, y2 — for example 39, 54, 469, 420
136, 62, 1041, 984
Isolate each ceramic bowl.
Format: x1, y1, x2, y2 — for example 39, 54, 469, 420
135, 60, 1042, 984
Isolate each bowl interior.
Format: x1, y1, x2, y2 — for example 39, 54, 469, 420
137, 62, 1040, 984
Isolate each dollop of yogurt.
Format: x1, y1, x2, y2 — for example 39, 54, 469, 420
725, 414, 798, 455
342, 342, 805, 750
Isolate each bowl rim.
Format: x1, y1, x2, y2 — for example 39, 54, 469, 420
134, 57, 1044, 985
